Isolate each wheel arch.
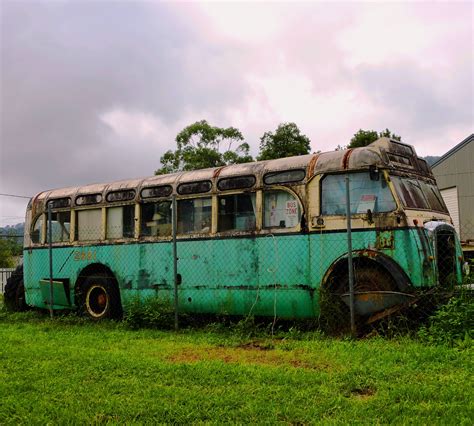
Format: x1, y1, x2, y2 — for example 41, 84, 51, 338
74, 263, 121, 308
322, 250, 412, 293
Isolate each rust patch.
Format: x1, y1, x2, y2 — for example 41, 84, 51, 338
213, 166, 226, 179
342, 149, 354, 169
307, 153, 320, 178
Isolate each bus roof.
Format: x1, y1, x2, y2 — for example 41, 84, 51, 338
31, 137, 431, 206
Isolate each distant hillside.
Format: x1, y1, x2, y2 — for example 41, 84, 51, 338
423, 156, 441, 166
0, 223, 24, 243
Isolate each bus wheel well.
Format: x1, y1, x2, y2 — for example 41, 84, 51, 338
323, 255, 411, 294
74, 264, 122, 315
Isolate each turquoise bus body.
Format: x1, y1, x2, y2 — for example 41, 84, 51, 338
23, 227, 458, 318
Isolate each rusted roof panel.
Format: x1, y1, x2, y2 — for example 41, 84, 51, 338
31, 137, 420, 207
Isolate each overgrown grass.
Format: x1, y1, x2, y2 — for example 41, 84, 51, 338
1, 308, 473, 424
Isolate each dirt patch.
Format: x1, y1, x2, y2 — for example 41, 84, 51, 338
167, 345, 331, 370
350, 387, 376, 399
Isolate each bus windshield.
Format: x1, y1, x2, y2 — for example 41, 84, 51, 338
391, 175, 447, 213
321, 172, 397, 215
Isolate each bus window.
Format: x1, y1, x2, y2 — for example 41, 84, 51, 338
46, 211, 71, 243
178, 197, 212, 234
76, 209, 102, 241
321, 173, 396, 215
141, 201, 172, 237
107, 205, 135, 239
31, 215, 43, 244
218, 193, 256, 232
391, 176, 448, 212
264, 169, 305, 185
264, 190, 301, 228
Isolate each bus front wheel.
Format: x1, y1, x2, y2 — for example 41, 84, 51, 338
80, 273, 121, 320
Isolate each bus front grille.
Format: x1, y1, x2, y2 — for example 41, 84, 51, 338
435, 227, 457, 285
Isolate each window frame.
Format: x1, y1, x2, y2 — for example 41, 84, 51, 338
319, 171, 398, 216
75, 193, 103, 206
262, 187, 303, 231
263, 169, 306, 185
217, 190, 257, 233
105, 203, 136, 240
46, 209, 72, 244
177, 180, 212, 195
139, 199, 173, 239
217, 175, 256, 192
176, 195, 213, 235
140, 185, 173, 200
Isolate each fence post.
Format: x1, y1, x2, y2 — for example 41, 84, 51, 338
47, 203, 54, 319
172, 194, 178, 331
345, 175, 356, 336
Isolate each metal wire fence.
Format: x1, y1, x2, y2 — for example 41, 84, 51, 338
5, 213, 471, 332
3, 194, 473, 334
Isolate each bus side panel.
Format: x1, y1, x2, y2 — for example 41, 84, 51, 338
176, 235, 315, 318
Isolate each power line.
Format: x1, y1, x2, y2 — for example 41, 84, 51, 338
0, 193, 31, 199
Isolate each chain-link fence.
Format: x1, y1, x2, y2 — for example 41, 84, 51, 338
4, 201, 473, 332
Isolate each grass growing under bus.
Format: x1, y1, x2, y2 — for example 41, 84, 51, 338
1, 308, 473, 424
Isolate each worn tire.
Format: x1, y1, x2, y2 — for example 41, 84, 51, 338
79, 273, 121, 320
4, 265, 27, 312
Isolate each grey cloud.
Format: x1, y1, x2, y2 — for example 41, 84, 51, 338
354, 61, 473, 136
1, 1, 251, 199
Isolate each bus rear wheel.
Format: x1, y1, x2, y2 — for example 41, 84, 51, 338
80, 273, 121, 320
4, 265, 27, 312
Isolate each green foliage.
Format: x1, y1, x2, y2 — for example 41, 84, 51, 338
347, 128, 402, 149
257, 122, 311, 161
0, 239, 16, 268
1, 313, 473, 424
155, 120, 253, 174
418, 291, 474, 347
122, 296, 176, 329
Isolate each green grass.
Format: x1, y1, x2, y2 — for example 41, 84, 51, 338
1, 311, 473, 424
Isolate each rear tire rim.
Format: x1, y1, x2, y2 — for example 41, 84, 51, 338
85, 285, 109, 318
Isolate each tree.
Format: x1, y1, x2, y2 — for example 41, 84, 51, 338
347, 128, 401, 149
155, 120, 253, 174
257, 123, 311, 161
0, 239, 15, 268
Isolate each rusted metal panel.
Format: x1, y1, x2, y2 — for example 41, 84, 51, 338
340, 291, 415, 316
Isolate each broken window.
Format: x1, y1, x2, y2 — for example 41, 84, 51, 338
264, 169, 305, 185
177, 197, 212, 234
31, 215, 43, 244
177, 181, 212, 195
76, 209, 102, 241
321, 172, 396, 215
46, 211, 71, 243
47, 198, 71, 209
106, 190, 135, 203
76, 194, 102, 206
141, 185, 172, 199
141, 201, 172, 237
264, 190, 301, 228
218, 176, 256, 191
218, 193, 256, 232
391, 176, 448, 212
107, 205, 135, 239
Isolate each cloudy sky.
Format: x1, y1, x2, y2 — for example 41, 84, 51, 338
0, 0, 472, 226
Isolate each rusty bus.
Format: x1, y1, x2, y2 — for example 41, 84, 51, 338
5, 137, 466, 320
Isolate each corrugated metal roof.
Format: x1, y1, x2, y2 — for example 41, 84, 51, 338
432, 134, 474, 169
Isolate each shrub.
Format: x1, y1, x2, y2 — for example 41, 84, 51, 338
123, 296, 176, 330
418, 291, 473, 347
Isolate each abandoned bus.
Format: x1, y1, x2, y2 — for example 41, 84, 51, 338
6, 137, 465, 320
